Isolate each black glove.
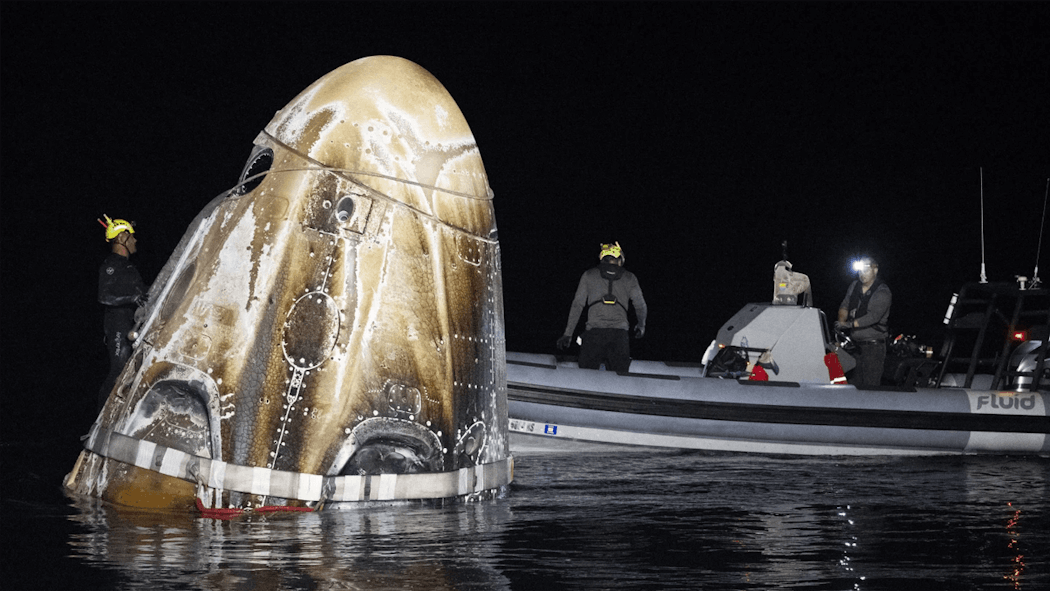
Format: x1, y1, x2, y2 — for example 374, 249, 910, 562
556, 335, 572, 350
834, 320, 851, 332
634, 325, 645, 339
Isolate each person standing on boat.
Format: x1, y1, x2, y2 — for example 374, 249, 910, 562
836, 256, 891, 388
97, 215, 149, 411
557, 242, 647, 372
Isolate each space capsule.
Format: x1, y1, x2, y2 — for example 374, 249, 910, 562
65, 56, 511, 512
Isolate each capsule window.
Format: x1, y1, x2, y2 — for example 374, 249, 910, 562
335, 196, 355, 224
236, 147, 274, 195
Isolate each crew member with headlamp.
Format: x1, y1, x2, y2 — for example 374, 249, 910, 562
836, 256, 892, 388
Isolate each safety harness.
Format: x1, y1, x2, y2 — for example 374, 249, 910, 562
594, 262, 627, 312
845, 276, 888, 333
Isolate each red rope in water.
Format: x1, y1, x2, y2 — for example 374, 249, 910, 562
195, 497, 315, 519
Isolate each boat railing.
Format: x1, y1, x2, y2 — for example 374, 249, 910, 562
936, 282, 1050, 390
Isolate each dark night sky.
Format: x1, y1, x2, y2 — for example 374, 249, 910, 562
2, 2, 1048, 433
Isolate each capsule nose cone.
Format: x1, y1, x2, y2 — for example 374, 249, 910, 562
264, 55, 492, 219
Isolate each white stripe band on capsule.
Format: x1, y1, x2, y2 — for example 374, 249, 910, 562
82, 426, 513, 503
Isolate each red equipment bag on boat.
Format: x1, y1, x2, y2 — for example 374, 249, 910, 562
825, 352, 848, 384
748, 364, 769, 381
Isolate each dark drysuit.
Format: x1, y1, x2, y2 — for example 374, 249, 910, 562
98, 252, 147, 409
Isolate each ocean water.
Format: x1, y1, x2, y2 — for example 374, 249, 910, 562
3, 438, 1049, 591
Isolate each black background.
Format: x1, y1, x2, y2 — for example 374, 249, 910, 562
2, 2, 1048, 440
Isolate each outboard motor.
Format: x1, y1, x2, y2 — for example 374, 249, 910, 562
1006, 326, 1050, 391
1006, 341, 1048, 390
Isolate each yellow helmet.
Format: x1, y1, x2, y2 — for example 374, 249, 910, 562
99, 214, 135, 241
599, 242, 623, 262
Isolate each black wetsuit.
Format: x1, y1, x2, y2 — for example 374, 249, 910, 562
98, 252, 147, 409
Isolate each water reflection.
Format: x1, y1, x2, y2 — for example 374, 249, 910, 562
963, 458, 1048, 591
68, 498, 512, 591
54, 453, 1050, 590
1006, 502, 1025, 590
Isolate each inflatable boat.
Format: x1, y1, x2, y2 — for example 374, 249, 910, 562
508, 281, 1050, 456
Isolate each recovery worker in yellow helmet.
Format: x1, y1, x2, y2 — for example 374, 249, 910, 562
97, 215, 149, 410
557, 242, 647, 372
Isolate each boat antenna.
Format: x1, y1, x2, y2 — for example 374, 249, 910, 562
782, 240, 789, 261
1031, 178, 1050, 289
979, 167, 988, 283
